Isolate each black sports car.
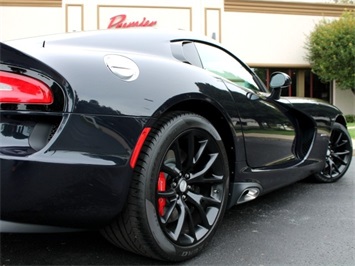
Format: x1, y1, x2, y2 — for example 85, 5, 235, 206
0, 29, 353, 261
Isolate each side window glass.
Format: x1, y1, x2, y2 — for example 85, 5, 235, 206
182, 42, 202, 67
170, 41, 202, 67
195, 43, 260, 91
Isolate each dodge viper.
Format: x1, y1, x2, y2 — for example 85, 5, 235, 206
0, 28, 353, 261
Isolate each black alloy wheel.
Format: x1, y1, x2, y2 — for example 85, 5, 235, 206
102, 112, 229, 261
314, 122, 353, 183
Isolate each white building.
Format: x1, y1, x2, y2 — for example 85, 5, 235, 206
1, 0, 354, 115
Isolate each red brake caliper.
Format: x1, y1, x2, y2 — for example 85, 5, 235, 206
157, 172, 167, 216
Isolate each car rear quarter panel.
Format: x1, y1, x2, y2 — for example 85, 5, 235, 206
1, 40, 242, 228
22, 45, 230, 116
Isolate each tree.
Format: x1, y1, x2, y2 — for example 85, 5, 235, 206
305, 10, 355, 91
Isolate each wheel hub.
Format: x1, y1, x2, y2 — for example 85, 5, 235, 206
178, 179, 188, 193
326, 147, 331, 157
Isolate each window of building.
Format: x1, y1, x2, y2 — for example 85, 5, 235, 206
304, 70, 331, 102
253, 67, 331, 102
253, 68, 297, 96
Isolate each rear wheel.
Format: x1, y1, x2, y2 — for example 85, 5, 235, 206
314, 122, 353, 183
102, 112, 229, 261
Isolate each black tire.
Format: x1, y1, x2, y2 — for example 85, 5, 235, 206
101, 112, 230, 261
313, 122, 353, 183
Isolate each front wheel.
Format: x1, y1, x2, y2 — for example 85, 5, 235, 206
102, 112, 230, 261
313, 122, 353, 183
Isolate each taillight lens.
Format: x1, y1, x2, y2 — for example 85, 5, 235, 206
0, 71, 53, 104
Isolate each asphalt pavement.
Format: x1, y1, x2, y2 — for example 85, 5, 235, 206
1, 158, 354, 266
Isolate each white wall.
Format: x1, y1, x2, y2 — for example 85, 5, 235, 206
222, 12, 333, 66
0, 6, 63, 41
0, 0, 223, 41
333, 83, 355, 115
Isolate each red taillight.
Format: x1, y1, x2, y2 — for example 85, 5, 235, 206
0, 71, 53, 104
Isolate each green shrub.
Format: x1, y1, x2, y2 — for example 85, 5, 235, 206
348, 128, 355, 139
305, 11, 355, 90
345, 114, 355, 123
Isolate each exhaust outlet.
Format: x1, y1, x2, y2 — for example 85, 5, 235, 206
227, 182, 263, 208
237, 188, 260, 204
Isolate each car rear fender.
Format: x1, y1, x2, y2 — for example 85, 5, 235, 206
148, 91, 246, 187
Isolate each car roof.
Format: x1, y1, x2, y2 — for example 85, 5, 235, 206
5, 28, 221, 57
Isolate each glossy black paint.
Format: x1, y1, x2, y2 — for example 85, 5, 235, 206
0, 29, 349, 229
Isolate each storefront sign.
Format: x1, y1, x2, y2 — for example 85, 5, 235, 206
108, 14, 157, 29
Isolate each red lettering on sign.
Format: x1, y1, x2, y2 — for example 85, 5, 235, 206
108, 14, 157, 29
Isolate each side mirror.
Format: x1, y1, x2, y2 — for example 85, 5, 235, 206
268, 72, 292, 100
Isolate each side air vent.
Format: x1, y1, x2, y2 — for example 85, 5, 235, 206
300, 129, 315, 157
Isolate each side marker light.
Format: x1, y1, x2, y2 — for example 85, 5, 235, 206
130, 127, 151, 168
